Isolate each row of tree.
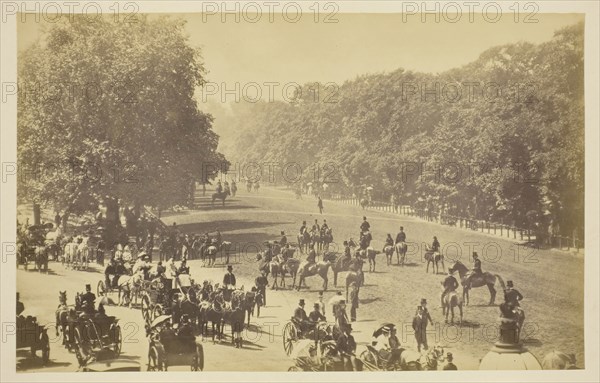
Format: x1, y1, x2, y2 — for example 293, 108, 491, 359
226, 23, 584, 236
18, 16, 229, 241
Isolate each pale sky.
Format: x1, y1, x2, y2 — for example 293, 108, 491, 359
18, 13, 583, 88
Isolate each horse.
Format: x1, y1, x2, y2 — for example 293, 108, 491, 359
63, 241, 78, 269
320, 228, 333, 253
311, 231, 322, 253
345, 270, 363, 301
361, 247, 379, 272
449, 261, 505, 305
115, 272, 144, 307
197, 295, 224, 342
395, 242, 408, 266
205, 244, 218, 267
55, 291, 75, 348
253, 182, 260, 193
212, 190, 230, 206
424, 247, 444, 274
246, 180, 252, 192
384, 245, 395, 266
34, 246, 49, 273
331, 254, 363, 288
297, 231, 311, 253
216, 289, 246, 347
441, 289, 463, 324
360, 198, 369, 210
296, 258, 333, 291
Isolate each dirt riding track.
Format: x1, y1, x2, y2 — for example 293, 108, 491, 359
16, 186, 584, 371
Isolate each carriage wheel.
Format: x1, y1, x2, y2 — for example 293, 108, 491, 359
288, 366, 300, 371
73, 327, 88, 366
192, 344, 204, 371
359, 349, 379, 371
141, 294, 151, 323
40, 332, 50, 365
112, 326, 122, 356
282, 322, 297, 356
97, 280, 106, 297
147, 346, 163, 371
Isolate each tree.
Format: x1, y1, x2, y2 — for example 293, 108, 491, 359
18, 15, 228, 240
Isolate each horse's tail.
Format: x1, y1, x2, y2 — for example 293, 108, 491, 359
495, 274, 506, 290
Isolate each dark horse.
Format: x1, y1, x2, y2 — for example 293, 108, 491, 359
34, 246, 49, 273
212, 190, 230, 206
449, 261, 506, 305
297, 231, 311, 253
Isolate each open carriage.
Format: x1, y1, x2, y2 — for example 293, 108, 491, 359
147, 315, 204, 371
16, 314, 50, 366
282, 319, 335, 357
287, 339, 343, 371
70, 313, 123, 368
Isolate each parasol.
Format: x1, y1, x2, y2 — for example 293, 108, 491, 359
366, 186, 374, 191
372, 323, 396, 338
150, 314, 171, 329
306, 182, 313, 186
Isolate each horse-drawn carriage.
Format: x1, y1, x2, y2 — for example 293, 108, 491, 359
16, 314, 50, 366
71, 313, 123, 367
282, 319, 335, 357
147, 315, 204, 371
287, 339, 343, 371
140, 279, 169, 325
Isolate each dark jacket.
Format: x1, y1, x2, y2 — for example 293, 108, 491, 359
395, 231, 406, 243
223, 272, 236, 286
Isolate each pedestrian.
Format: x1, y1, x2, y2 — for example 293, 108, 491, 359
443, 352, 458, 370
255, 271, 269, 306
412, 299, 434, 352
317, 291, 325, 316
317, 196, 324, 214
349, 282, 359, 322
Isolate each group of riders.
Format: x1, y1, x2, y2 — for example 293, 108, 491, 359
215, 180, 236, 196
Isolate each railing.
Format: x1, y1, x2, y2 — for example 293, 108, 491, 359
324, 194, 582, 253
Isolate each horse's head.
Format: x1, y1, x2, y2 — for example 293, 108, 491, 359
59, 291, 67, 305
542, 351, 578, 370
449, 261, 466, 275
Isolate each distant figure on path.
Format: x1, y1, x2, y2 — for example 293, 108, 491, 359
317, 196, 324, 214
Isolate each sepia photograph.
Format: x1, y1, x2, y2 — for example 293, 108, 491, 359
1, 1, 599, 381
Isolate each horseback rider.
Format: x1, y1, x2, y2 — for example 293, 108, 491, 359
223, 265, 236, 289
431, 236, 441, 253
360, 216, 370, 237
312, 219, 320, 233
383, 234, 394, 252
215, 230, 222, 247
440, 268, 459, 308
255, 271, 269, 306
472, 252, 482, 275
300, 221, 308, 236
504, 280, 523, 311
216, 180, 223, 193
279, 231, 287, 246
359, 232, 371, 250
321, 219, 329, 231
223, 181, 230, 195
394, 226, 406, 244
303, 245, 317, 275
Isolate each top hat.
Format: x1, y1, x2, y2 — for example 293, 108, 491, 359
363, 216, 367, 220
507, 280, 513, 287
281, 231, 285, 235
313, 302, 320, 308
420, 298, 427, 304
227, 265, 233, 271
473, 252, 478, 257
85, 284, 91, 290
299, 299, 305, 305
345, 323, 353, 330
400, 226, 404, 230
446, 352, 453, 360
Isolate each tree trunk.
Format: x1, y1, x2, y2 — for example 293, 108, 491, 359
62, 211, 70, 233
33, 203, 41, 226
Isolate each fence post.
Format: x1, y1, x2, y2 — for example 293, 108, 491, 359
500, 225, 503, 236
481, 221, 484, 232
513, 228, 516, 239
558, 236, 562, 249
528, 230, 531, 243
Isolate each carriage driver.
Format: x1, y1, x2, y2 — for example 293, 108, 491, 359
440, 268, 459, 308
81, 284, 96, 314
293, 299, 313, 336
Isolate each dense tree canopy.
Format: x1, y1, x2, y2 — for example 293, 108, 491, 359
18, 16, 228, 218
226, 23, 584, 236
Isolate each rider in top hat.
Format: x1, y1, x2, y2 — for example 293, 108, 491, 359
383, 233, 394, 252
294, 299, 312, 334
504, 280, 523, 308
81, 284, 96, 314
321, 220, 329, 231
440, 268, 459, 308
312, 219, 320, 233
395, 226, 406, 244
300, 221, 308, 236
223, 265, 236, 289
472, 252, 482, 274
